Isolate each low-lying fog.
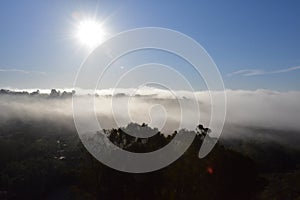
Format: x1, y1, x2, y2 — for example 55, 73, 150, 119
1, 88, 300, 147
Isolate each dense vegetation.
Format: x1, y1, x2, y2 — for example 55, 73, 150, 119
0, 119, 299, 200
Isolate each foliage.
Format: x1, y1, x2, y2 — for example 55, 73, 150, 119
0, 120, 298, 199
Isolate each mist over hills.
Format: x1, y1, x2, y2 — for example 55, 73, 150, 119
1, 87, 300, 162
1, 88, 300, 199
1, 88, 300, 136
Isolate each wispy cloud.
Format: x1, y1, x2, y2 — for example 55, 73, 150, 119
227, 66, 300, 77
0, 68, 46, 75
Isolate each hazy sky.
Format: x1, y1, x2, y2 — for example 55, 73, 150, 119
0, 1, 299, 90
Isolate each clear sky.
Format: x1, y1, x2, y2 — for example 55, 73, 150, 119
0, 0, 299, 91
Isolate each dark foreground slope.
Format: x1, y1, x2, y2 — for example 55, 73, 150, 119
0, 120, 299, 200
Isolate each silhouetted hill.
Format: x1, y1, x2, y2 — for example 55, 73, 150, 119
0, 89, 74, 98
1, 120, 291, 200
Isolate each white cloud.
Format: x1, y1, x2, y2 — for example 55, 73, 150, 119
0, 68, 46, 75
227, 66, 300, 77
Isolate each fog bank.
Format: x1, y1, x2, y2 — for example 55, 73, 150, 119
1, 88, 300, 139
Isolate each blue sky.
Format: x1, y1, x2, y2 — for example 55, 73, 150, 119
0, 0, 299, 90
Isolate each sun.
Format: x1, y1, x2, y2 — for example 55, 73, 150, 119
76, 19, 106, 48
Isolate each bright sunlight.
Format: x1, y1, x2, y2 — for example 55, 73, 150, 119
76, 19, 106, 48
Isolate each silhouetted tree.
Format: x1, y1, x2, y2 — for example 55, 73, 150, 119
50, 89, 60, 97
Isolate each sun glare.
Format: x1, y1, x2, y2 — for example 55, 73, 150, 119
76, 19, 106, 48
